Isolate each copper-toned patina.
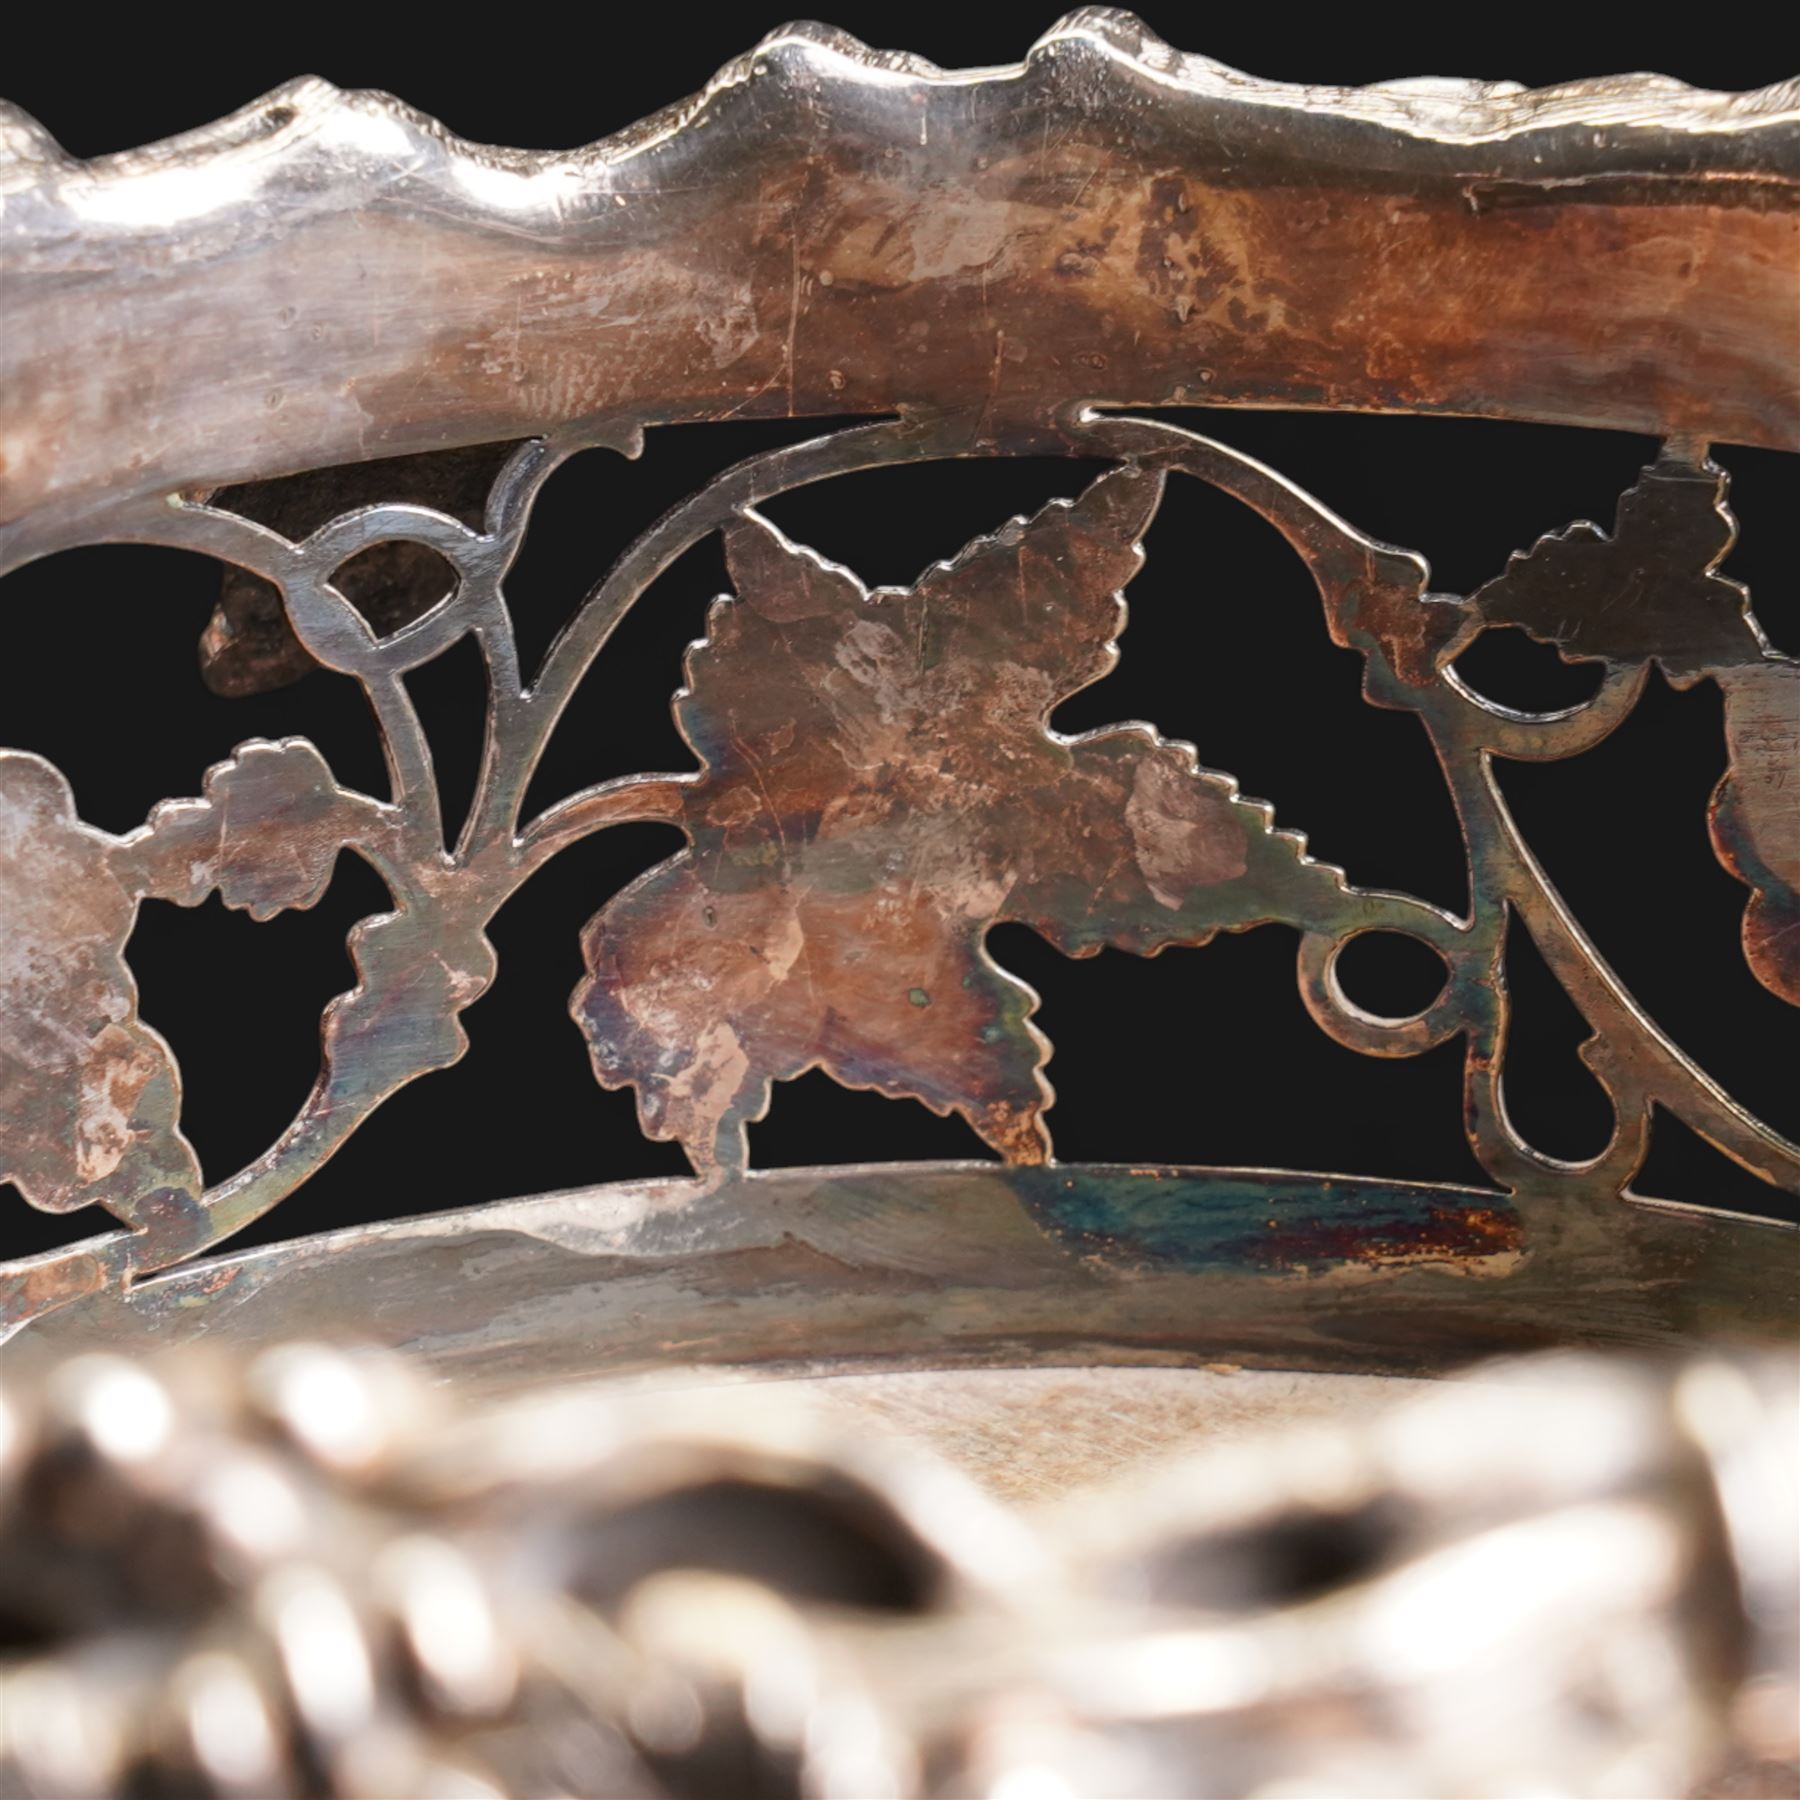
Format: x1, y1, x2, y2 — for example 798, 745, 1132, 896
0, 18, 1794, 1369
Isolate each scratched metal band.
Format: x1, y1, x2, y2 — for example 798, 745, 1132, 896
0, 19, 1796, 1351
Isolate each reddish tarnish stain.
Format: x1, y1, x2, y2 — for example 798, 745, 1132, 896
4, 23, 1797, 567
573, 467, 1379, 1174
1258, 1202, 1525, 1272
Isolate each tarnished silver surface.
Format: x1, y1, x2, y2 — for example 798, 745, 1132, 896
0, 1341, 1792, 1797
2, 32, 1796, 1798
1, 411, 1795, 1344
3, 14, 1798, 577
0, 22, 1795, 1362
16, 1165, 1793, 1398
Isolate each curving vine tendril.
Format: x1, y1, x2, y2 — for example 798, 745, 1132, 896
1, 411, 1794, 1329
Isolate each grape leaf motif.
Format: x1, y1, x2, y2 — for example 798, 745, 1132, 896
1468, 460, 1756, 681
573, 468, 1370, 1175
321, 912, 496, 1104
1710, 659, 1800, 1008
0, 752, 202, 1220
123, 738, 384, 919
121, 738, 496, 1102
1470, 460, 1799, 1008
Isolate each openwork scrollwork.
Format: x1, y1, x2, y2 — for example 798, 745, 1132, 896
1, 408, 1794, 1329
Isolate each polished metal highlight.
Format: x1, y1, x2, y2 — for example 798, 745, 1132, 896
0, 21, 1795, 1354
0, 1342, 1791, 1798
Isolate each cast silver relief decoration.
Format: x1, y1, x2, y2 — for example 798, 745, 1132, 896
1, 17, 1797, 1799
0, 0, 1792, 1611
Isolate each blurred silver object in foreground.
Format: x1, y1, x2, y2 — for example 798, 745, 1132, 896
0, 1344, 1791, 1798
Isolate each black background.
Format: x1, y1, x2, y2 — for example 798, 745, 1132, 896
4, 5, 1796, 1259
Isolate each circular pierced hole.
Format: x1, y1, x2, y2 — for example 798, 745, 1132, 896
1450, 626, 1606, 714
1333, 931, 1451, 1023
326, 540, 459, 639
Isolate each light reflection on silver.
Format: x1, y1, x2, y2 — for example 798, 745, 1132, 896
49, 1354, 172, 1463
247, 1340, 416, 1473
196, 1453, 309, 1561
260, 1565, 379, 1742
377, 1534, 518, 1716
0, 1343, 1790, 1798
4, 1663, 124, 1797
176, 1653, 282, 1794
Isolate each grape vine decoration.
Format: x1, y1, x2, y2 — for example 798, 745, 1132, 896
1, 415, 1793, 1326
